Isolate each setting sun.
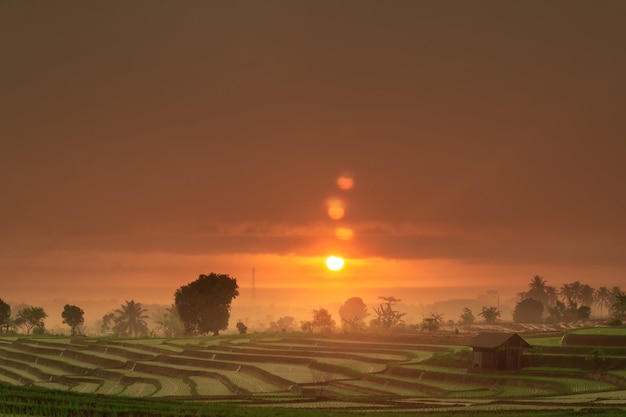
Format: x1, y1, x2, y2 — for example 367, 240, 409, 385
325, 256, 345, 271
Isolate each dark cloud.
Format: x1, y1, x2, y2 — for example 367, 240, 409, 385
1, 1, 626, 297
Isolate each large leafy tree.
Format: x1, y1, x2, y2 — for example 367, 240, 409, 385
338, 297, 369, 332
61, 304, 85, 336
311, 308, 336, 333
113, 300, 149, 337
16, 306, 47, 335
174, 273, 239, 336
100, 312, 115, 334
513, 298, 544, 323
0, 299, 10, 333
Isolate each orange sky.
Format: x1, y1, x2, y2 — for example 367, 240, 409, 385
1, 1, 626, 323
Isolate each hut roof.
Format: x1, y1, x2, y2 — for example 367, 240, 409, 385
468, 332, 532, 349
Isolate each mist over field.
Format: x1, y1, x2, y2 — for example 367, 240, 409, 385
8, 285, 520, 334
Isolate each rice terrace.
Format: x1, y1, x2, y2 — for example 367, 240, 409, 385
1, 327, 626, 416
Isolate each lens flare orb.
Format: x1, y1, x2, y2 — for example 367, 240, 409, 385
326, 198, 346, 220
337, 176, 354, 190
335, 227, 354, 240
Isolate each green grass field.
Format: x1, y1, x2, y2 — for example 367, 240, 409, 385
1, 330, 625, 416
569, 327, 626, 335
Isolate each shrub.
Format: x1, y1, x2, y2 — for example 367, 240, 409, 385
586, 349, 607, 371
607, 318, 623, 326
236, 321, 247, 334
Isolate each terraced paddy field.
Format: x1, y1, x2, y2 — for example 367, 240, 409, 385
1, 330, 625, 416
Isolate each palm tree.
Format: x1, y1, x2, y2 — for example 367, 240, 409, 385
529, 275, 547, 293
564, 281, 594, 307
479, 306, 501, 323
545, 286, 559, 308
610, 286, 623, 303
594, 287, 611, 319
113, 300, 149, 337
154, 306, 184, 338
421, 313, 444, 332
527, 275, 547, 302
579, 284, 595, 307
560, 283, 578, 307
609, 290, 626, 319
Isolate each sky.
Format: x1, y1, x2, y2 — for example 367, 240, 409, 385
1, 1, 625, 327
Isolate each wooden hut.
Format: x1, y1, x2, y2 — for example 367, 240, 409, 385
468, 332, 531, 371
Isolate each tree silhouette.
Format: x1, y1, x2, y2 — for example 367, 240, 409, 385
545, 286, 559, 307
0, 299, 10, 333
421, 313, 444, 332
301, 320, 313, 333
609, 287, 623, 316
100, 312, 115, 334
311, 308, 335, 333
113, 300, 149, 337
559, 281, 595, 309
338, 297, 369, 332
61, 304, 84, 336
479, 306, 501, 323
174, 273, 239, 336
560, 282, 577, 307
579, 284, 595, 307
236, 320, 248, 334
16, 306, 47, 335
372, 296, 405, 330
3, 317, 18, 334
548, 300, 568, 323
594, 287, 612, 319
458, 307, 475, 327
519, 275, 557, 314
513, 298, 544, 323
154, 306, 184, 337
268, 316, 296, 332
527, 275, 549, 305
610, 291, 626, 319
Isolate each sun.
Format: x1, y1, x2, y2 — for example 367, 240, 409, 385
325, 256, 345, 271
